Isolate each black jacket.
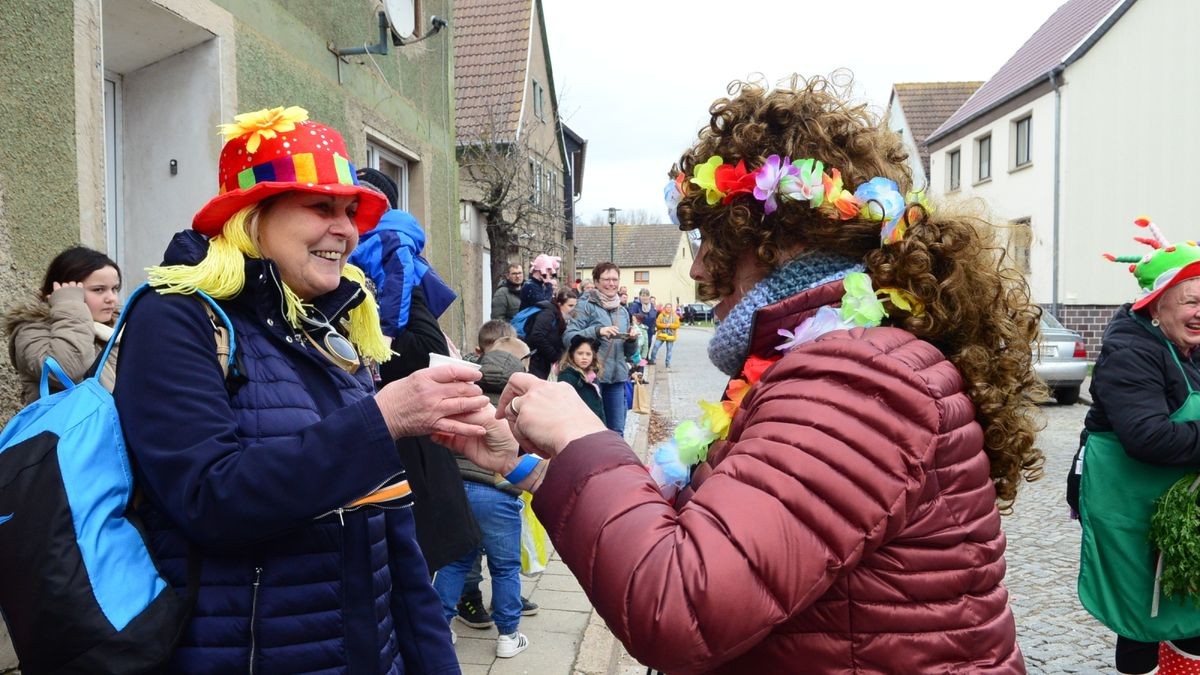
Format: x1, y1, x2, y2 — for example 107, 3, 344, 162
526, 301, 563, 379
378, 285, 482, 573
1085, 304, 1200, 465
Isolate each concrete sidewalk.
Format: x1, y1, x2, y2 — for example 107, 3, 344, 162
449, 388, 655, 674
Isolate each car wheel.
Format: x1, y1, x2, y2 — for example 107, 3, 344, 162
1054, 385, 1081, 405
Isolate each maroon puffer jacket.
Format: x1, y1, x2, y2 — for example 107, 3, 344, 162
532, 281, 1024, 674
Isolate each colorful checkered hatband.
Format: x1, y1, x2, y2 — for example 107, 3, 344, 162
221, 151, 358, 195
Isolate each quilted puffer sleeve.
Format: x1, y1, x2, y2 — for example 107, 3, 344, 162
532, 331, 942, 674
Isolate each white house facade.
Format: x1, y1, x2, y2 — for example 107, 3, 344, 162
925, 0, 1198, 353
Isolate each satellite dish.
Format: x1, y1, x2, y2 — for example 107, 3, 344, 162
383, 0, 416, 42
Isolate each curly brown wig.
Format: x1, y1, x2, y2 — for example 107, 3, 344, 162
675, 75, 1044, 511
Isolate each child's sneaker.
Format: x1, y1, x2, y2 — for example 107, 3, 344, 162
455, 594, 494, 629
496, 631, 529, 658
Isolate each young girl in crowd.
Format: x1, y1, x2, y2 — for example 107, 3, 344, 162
556, 335, 605, 423
5, 246, 122, 403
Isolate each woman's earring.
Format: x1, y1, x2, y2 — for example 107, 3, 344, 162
1152, 318, 1161, 327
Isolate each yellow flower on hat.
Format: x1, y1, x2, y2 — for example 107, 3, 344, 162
218, 106, 310, 154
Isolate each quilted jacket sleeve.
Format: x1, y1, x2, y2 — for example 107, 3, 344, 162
1093, 341, 1200, 465
115, 292, 404, 548
10, 287, 97, 385
532, 331, 942, 674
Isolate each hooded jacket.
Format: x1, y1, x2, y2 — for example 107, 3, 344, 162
113, 231, 458, 674
532, 278, 1023, 674
5, 286, 118, 403
1084, 304, 1200, 465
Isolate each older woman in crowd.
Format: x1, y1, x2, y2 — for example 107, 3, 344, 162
564, 262, 639, 433
1077, 220, 1200, 674
439, 75, 1043, 673
113, 106, 486, 674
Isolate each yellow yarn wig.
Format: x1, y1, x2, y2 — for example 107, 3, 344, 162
147, 205, 392, 363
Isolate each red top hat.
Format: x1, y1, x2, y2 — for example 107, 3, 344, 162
192, 106, 387, 236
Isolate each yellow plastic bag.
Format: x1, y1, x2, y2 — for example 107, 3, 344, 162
519, 491, 549, 576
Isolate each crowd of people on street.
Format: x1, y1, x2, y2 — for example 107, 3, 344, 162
7, 74, 1200, 675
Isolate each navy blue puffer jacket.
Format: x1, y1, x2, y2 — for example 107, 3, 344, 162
114, 232, 459, 674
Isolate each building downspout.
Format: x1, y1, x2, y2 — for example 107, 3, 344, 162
1049, 66, 1064, 318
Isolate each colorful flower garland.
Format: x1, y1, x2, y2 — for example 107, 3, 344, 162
648, 272, 920, 498
665, 154, 930, 245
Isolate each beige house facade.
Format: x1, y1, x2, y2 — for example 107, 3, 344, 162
573, 224, 699, 309
925, 0, 1197, 352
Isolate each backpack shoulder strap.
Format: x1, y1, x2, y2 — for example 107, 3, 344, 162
192, 291, 237, 380
103, 284, 239, 381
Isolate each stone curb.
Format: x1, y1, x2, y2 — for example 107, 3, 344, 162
571, 367, 664, 675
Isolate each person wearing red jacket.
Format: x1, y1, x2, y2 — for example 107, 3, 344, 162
437, 75, 1042, 674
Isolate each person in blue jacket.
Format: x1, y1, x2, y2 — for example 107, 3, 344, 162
114, 106, 487, 674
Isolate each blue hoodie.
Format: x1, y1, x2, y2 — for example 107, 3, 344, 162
349, 210, 457, 338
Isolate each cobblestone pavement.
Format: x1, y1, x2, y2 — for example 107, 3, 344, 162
650, 328, 1117, 673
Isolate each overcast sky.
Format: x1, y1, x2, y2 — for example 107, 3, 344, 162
541, 0, 1064, 225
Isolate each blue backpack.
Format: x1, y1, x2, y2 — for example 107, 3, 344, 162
0, 285, 236, 674
510, 306, 541, 339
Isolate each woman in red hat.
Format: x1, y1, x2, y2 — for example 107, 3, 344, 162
1076, 221, 1200, 674
112, 106, 486, 673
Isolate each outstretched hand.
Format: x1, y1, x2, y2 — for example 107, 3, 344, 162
375, 363, 490, 439
432, 406, 521, 477
496, 373, 607, 457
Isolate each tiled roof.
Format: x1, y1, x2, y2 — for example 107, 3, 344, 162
927, 0, 1126, 144
453, 0, 532, 141
573, 223, 683, 268
892, 82, 982, 176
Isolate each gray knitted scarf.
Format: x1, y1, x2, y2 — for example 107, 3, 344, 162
708, 252, 864, 377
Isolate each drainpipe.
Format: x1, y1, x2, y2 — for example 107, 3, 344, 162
1049, 66, 1064, 319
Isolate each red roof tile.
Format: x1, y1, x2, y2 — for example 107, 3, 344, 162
453, 0, 532, 141
927, 0, 1125, 144
892, 82, 983, 176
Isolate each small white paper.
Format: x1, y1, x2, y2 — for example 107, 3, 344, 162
428, 352, 482, 371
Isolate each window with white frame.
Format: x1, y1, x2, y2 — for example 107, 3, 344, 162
1014, 116, 1032, 168
947, 149, 961, 191
634, 270, 649, 284
533, 81, 545, 120
976, 134, 991, 182
365, 139, 412, 211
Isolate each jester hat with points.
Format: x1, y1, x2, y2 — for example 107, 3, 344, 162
192, 106, 387, 236
1104, 217, 1200, 311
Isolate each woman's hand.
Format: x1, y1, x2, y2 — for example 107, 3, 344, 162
48, 281, 84, 298
599, 325, 621, 339
375, 364, 490, 439
432, 406, 522, 476
495, 373, 608, 457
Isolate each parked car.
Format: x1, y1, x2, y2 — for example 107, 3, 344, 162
1034, 313, 1089, 404
682, 303, 714, 323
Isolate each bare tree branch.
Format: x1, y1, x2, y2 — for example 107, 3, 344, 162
458, 100, 570, 283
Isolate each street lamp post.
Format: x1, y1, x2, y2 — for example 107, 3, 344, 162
605, 207, 620, 262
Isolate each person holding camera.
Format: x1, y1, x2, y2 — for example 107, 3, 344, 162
564, 262, 639, 434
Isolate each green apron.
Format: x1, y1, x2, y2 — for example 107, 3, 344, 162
1078, 325, 1200, 641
